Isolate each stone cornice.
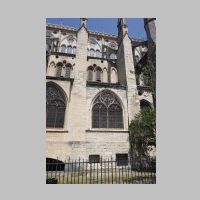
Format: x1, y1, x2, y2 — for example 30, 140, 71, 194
46, 76, 74, 84
85, 129, 129, 133
86, 81, 126, 90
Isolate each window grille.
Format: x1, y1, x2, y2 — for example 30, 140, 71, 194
46, 84, 66, 128
92, 90, 123, 128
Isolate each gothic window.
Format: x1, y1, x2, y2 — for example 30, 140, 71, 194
73, 46, 76, 54
96, 68, 102, 82
47, 62, 56, 77
87, 66, 94, 81
65, 64, 72, 78
110, 53, 117, 60
66, 45, 73, 54
96, 50, 101, 58
92, 90, 123, 128
56, 63, 63, 77
61, 45, 66, 53
90, 48, 95, 57
46, 83, 66, 128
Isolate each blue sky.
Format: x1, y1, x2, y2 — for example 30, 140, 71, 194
46, 18, 147, 40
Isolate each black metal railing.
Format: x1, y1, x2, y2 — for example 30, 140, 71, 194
46, 157, 156, 184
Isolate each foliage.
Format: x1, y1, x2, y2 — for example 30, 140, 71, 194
129, 107, 156, 158
138, 42, 156, 94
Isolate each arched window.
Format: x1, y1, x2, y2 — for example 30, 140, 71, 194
87, 66, 94, 81
111, 68, 118, 83
73, 46, 76, 54
90, 49, 95, 57
46, 83, 66, 128
102, 68, 108, 82
65, 64, 72, 78
96, 50, 101, 58
92, 90, 123, 128
110, 53, 117, 60
96, 67, 102, 82
66, 45, 73, 54
56, 63, 63, 77
48, 62, 56, 77
61, 45, 66, 53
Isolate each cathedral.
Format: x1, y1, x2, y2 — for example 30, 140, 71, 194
46, 18, 153, 162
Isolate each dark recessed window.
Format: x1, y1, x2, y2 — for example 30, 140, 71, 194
65, 64, 72, 78
56, 63, 63, 77
116, 154, 128, 166
96, 68, 101, 82
46, 84, 66, 128
89, 155, 100, 163
87, 66, 94, 81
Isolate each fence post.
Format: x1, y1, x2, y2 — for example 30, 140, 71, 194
78, 158, 80, 184
101, 157, 103, 184
111, 156, 113, 184
108, 158, 110, 184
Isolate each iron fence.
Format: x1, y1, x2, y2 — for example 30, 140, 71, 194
46, 157, 156, 184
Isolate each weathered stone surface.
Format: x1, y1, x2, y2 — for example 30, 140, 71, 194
46, 20, 153, 161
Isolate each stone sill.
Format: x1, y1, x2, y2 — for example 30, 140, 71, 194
46, 129, 68, 133
85, 129, 129, 133
86, 81, 126, 89
46, 76, 74, 83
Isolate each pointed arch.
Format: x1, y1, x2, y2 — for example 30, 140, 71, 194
87, 66, 94, 81
102, 68, 108, 83
95, 66, 102, 82
66, 45, 73, 54
46, 82, 67, 128
56, 62, 63, 77
47, 62, 56, 77
60, 44, 66, 53
92, 90, 124, 128
111, 68, 118, 83
65, 63, 72, 78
